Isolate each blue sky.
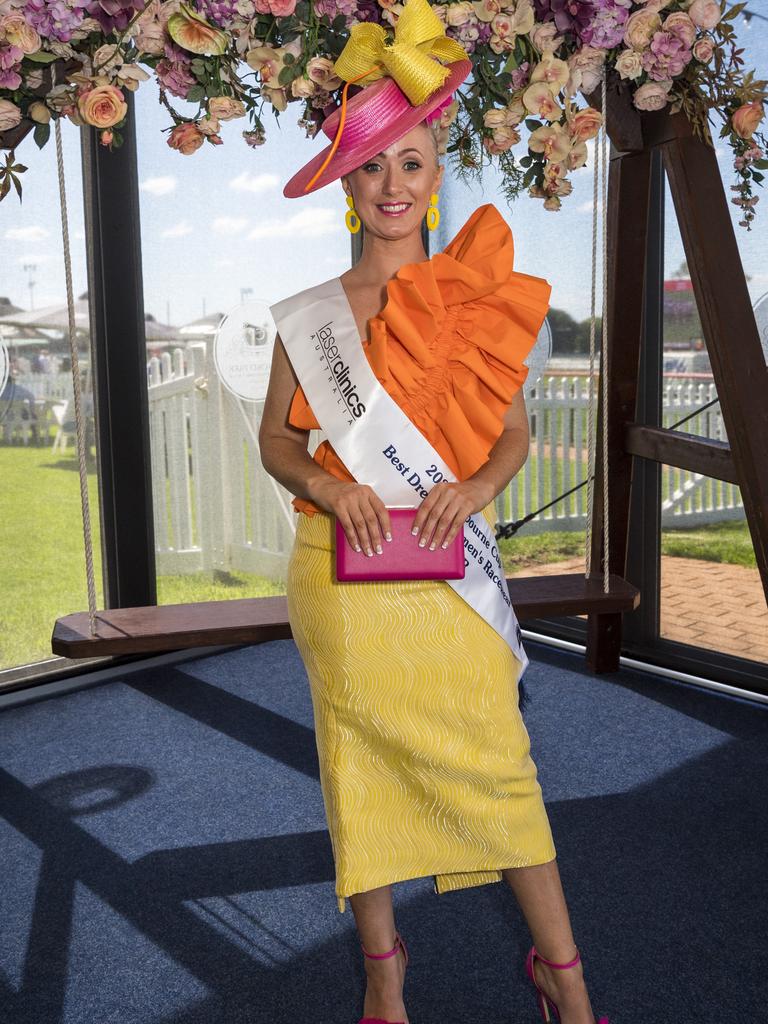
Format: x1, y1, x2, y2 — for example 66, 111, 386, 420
1, 11, 766, 328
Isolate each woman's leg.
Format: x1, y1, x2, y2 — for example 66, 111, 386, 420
349, 884, 409, 1024
502, 858, 601, 1024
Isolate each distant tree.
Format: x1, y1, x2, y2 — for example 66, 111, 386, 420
548, 307, 603, 356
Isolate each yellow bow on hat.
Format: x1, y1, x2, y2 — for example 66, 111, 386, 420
333, 0, 469, 107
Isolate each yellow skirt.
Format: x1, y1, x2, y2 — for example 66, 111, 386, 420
285, 502, 557, 913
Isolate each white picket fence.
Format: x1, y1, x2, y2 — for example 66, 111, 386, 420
144, 349, 744, 578
8, 352, 745, 579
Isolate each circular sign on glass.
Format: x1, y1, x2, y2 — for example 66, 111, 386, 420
523, 315, 552, 396
753, 290, 768, 366
0, 341, 8, 398
213, 300, 275, 401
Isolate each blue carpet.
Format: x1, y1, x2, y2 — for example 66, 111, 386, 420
0, 639, 766, 1024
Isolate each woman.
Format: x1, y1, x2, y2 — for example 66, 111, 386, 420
259, 4, 609, 1022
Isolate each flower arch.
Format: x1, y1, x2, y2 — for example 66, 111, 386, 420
0, 0, 765, 226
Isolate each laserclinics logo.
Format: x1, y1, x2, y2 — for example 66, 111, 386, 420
313, 320, 366, 420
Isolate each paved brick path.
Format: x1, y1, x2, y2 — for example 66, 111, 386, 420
509, 555, 767, 664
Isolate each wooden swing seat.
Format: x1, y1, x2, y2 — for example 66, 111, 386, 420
51, 572, 640, 659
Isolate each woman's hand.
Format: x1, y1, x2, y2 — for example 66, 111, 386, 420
312, 479, 392, 557
412, 480, 494, 551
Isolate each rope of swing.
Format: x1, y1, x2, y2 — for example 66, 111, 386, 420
498, 73, 610, 593
55, 88, 98, 636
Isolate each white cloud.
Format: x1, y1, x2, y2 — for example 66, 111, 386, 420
212, 215, 249, 234
5, 225, 49, 242
247, 206, 341, 239
140, 175, 177, 196
213, 257, 235, 268
229, 171, 281, 193
162, 220, 194, 238
16, 253, 52, 265
575, 199, 604, 214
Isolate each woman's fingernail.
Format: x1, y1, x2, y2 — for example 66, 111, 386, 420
418, 539, 426, 547
366, 548, 373, 557
386, 532, 392, 542
354, 544, 361, 552
429, 542, 435, 551
376, 544, 382, 554
441, 541, 448, 549
411, 527, 419, 536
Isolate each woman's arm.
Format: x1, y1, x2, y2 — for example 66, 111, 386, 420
463, 388, 531, 507
258, 332, 337, 506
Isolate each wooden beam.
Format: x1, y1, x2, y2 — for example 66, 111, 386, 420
660, 112, 768, 602
624, 423, 737, 483
584, 130, 653, 672
51, 574, 640, 659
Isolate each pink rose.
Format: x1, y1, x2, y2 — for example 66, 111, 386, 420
268, 0, 296, 13
0, 13, 41, 54
569, 106, 602, 142
208, 95, 245, 120
167, 121, 205, 154
662, 11, 696, 49
633, 79, 672, 112
687, 0, 721, 30
692, 37, 714, 63
77, 84, 128, 128
732, 101, 764, 140
0, 97, 21, 131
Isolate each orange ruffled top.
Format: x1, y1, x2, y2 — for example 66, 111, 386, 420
288, 202, 552, 517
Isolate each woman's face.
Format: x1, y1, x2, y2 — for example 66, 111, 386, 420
341, 121, 443, 238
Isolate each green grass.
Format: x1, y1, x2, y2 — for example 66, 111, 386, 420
0, 443, 757, 672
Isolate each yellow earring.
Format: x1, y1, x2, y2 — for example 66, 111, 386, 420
426, 192, 440, 231
345, 194, 361, 234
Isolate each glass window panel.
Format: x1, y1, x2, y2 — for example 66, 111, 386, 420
134, 83, 350, 604
0, 122, 102, 678
439, 143, 603, 589
659, 9, 766, 662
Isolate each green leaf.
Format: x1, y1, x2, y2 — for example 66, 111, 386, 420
519, 154, 532, 167
25, 50, 59, 64
752, 159, 768, 169
752, 170, 764, 183
186, 84, 205, 102
524, 117, 542, 132
33, 122, 50, 149
284, 52, 295, 65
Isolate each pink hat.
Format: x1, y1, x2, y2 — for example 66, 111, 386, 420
282, 47, 472, 198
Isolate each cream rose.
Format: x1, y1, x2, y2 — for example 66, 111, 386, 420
305, 56, 341, 92
483, 107, 509, 130
732, 101, 764, 140
569, 106, 602, 142
566, 46, 605, 97
0, 13, 41, 54
633, 79, 673, 112
208, 95, 245, 120
77, 84, 128, 128
688, 0, 721, 30
616, 48, 643, 80
167, 121, 206, 154
446, 1, 474, 26
291, 75, 316, 99
0, 98, 22, 131
530, 21, 565, 53
692, 37, 714, 63
624, 9, 661, 50
198, 114, 220, 135
28, 101, 51, 124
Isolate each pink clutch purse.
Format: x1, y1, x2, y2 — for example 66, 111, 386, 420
335, 506, 466, 582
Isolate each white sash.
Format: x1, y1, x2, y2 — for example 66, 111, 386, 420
270, 276, 529, 679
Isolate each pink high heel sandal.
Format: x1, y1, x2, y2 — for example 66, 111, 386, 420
357, 930, 409, 1024
525, 945, 609, 1024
